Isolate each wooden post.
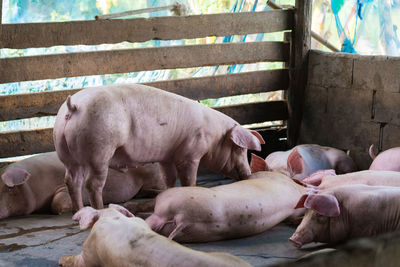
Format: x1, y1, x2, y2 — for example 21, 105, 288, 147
287, 0, 312, 147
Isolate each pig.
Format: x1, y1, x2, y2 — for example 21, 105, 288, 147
145, 160, 305, 242
301, 170, 400, 189
289, 184, 400, 248
53, 84, 264, 211
250, 144, 357, 180
369, 144, 400, 171
59, 204, 251, 267
0, 152, 166, 219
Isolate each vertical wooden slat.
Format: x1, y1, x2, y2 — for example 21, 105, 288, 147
287, 0, 312, 147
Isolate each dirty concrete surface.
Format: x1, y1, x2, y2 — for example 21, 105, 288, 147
0, 173, 322, 267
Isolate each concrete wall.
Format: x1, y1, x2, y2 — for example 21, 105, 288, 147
299, 50, 400, 170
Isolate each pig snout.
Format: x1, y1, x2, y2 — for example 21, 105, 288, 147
289, 229, 313, 248
289, 235, 303, 248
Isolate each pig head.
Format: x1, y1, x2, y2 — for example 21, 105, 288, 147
251, 144, 356, 180
290, 185, 400, 248
0, 167, 35, 219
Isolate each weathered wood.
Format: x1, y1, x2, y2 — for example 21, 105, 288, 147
0, 69, 288, 121
0, 42, 289, 84
0, 10, 293, 49
287, 0, 312, 147
0, 101, 288, 158
214, 100, 288, 125
0, 128, 54, 158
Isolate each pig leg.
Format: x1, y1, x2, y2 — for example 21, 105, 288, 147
85, 166, 109, 209
160, 162, 178, 188
168, 222, 188, 240
176, 159, 200, 186
65, 168, 85, 212
51, 187, 72, 214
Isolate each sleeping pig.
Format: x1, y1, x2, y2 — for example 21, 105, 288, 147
250, 144, 356, 180
145, 158, 305, 242
289, 184, 400, 248
53, 84, 264, 211
59, 204, 251, 267
301, 170, 400, 189
0, 152, 166, 219
369, 144, 400, 171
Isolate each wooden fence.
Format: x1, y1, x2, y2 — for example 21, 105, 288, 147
0, 2, 312, 161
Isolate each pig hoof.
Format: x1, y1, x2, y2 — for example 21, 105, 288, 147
289, 237, 303, 248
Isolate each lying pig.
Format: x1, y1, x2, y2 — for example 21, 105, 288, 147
250, 144, 356, 180
59, 204, 251, 267
0, 152, 166, 219
289, 184, 400, 248
369, 144, 400, 171
301, 170, 400, 189
53, 84, 264, 211
145, 161, 305, 242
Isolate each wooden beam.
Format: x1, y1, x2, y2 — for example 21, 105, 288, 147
0, 101, 288, 158
214, 100, 288, 125
0, 128, 54, 158
0, 41, 289, 84
287, 0, 312, 147
0, 69, 288, 121
0, 10, 294, 49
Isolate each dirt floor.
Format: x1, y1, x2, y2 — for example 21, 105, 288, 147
0, 173, 325, 267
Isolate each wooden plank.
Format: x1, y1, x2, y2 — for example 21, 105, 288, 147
214, 100, 288, 125
287, 0, 312, 147
0, 128, 54, 158
0, 69, 288, 121
0, 101, 288, 158
0, 42, 289, 84
1, 10, 294, 49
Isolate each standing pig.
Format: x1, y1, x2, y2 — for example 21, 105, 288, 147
145, 163, 305, 242
59, 204, 251, 267
301, 170, 400, 189
369, 144, 400, 171
0, 152, 166, 219
250, 144, 356, 180
289, 184, 400, 248
53, 84, 264, 211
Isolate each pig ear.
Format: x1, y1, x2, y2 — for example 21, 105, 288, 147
230, 126, 264, 151
109, 204, 134, 217
1, 167, 31, 187
304, 194, 340, 217
72, 207, 100, 230
287, 148, 304, 175
294, 194, 308, 209
250, 153, 269, 173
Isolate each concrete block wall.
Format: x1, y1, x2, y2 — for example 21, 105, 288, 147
299, 50, 400, 170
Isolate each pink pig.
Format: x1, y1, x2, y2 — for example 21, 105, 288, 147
250, 144, 356, 180
59, 204, 251, 267
145, 169, 305, 243
369, 144, 400, 171
53, 84, 264, 211
0, 152, 166, 219
301, 170, 400, 190
289, 184, 400, 248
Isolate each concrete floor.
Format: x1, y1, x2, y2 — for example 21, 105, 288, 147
0, 173, 324, 267
0, 213, 322, 267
